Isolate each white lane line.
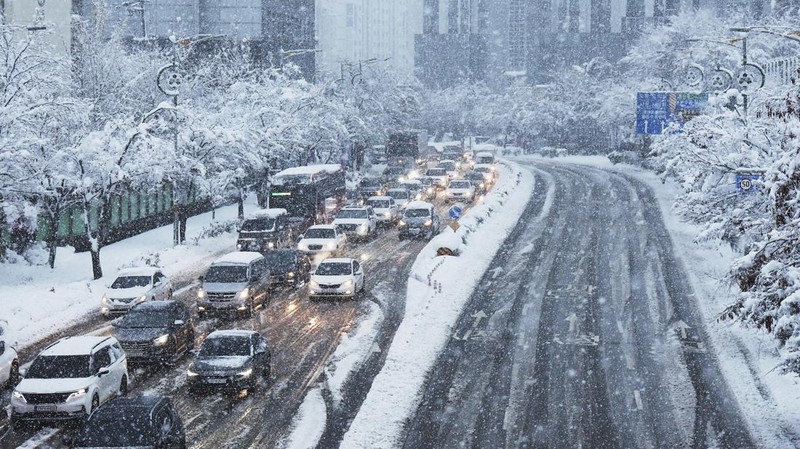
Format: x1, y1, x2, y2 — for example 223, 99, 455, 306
522, 303, 531, 316
633, 390, 643, 410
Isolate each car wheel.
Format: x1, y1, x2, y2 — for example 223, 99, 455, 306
119, 376, 129, 397
88, 394, 99, 416
180, 436, 187, 449
246, 300, 254, 318
8, 360, 20, 386
168, 289, 174, 299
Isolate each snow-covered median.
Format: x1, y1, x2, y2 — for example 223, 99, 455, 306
340, 161, 534, 448
0, 200, 249, 350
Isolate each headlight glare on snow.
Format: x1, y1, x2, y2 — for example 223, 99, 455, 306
66, 388, 87, 402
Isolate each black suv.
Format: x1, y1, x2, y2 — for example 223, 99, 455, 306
113, 301, 194, 364
236, 209, 294, 252
73, 396, 185, 449
357, 178, 385, 200
187, 330, 271, 392
264, 249, 311, 288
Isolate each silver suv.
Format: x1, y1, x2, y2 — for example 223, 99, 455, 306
10, 336, 129, 427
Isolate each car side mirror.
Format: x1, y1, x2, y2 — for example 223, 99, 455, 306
297, 234, 304, 241
197, 275, 204, 283
97, 367, 110, 377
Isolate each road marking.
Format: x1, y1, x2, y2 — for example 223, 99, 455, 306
565, 313, 580, 337
522, 303, 531, 316
673, 320, 690, 340
503, 405, 513, 431
517, 332, 526, 347
371, 343, 381, 353
634, 390, 644, 410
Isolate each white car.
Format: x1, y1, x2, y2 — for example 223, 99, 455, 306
386, 188, 412, 209
445, 179, 476, 203
309, 258, 366, 299
437, 159, 461, 180
366, 196, 400, 226
473, 165, 496, 184
0, 321, 19, 387
10, 336, 129, 426
297, 225, 347, 256
424, 167, 449, 189
333, 206, 377, 241
101, 267, 174, 318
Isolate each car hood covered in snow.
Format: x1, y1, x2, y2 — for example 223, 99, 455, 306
312, 274, 354, 285
16, 377, 94, 394
203, 282, 248, 294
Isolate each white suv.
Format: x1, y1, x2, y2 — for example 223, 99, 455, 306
0, 321, 19, 387
10, 336, 129, 427
333, 206, 377, 241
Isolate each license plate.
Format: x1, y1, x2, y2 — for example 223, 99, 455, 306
206, 378, 226, 384
35, 405, 57, 412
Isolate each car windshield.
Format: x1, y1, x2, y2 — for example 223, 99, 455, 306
240, 217, 276, 232
369, 200, 391, 208
27, 355, 90, 379
426, 169, 446, 176
475, 167, 490, 173
79, 411, 155, 446
337, 209, 369, 219
111, 276, 150, 289
405, 208, 431, 218
204, 265, 248, 283
449, 181, 471, 189
305, 228, 335, 239
443, 153, 461, 160
360, 180, 381, 188
265, 251, 297, 271
316, 262, 352, 276
119, 310, 172, 328
388, 191, 409, 199
199, 336, 251, 357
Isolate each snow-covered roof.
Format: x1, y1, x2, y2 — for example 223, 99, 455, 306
341, 206, 370, 211
213, 252, 263, 265
207, 329, 257, 338
248, 208, 288, 219
405, 201, 434, 210
388, 188, 409, 192
367, 196, 392, 201
308, 224, 337, 230
118, 266, 160, 277
273, 164, 342, 185
44, 336, 112, 356
475, 151, 494, 157
400, 180, 422, 186
319, 258, 355, 264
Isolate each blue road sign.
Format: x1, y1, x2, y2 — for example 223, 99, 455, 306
636, 92, 708, 135
448, 205, 463, 220
736, 173, 762, 194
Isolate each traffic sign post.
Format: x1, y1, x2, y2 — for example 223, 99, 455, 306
735, 169, 764, 194
448, 204, 464, 220
636, 92, 708, 135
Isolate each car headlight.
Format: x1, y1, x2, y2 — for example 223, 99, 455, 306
236, 288, 250, 301
424, 219, 433, 227
427, 187, 434, 194
66, 389, 87, 402
12, 391, 26, 403
342, 280, 354, 288
237, 368, 253, 377
236, 243, 243, 250
288, 271, 296, 278
187, 367, 199, 377
310, 279, 319, 288
197, 289, 206, 299
101, 295, 110, 305
325, 241, 337, 250
398, 220, 406, 227
136, 295, 146, 303
479, 183, 485, 189
267, 241, 275, 249
153, 334, 170, 346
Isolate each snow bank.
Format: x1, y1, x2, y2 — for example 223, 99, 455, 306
341, 161, 534, 448
282, 387, 327, 449
0, 200, 252, 350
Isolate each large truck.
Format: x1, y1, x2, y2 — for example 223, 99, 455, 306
386, 130, 427, 166
268, 164, 347, 228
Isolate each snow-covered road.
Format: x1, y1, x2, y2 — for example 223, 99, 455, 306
403, 160, 765, 448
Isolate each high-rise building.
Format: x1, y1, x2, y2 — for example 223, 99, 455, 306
415, 0, 488, 87
315, 0, 422, 81
70, 0, 316, 79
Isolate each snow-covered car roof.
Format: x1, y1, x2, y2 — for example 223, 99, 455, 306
117, 266, 160, 277
307, 224, 337, 230
213, 251, 263, 265
388, 188, 410, 193
340, 206, 370, 211
475, 151, 494, 157
248, 208, 287, 219
44, 336, 113, 356
404, 201, 435, 210
207, 329, 257, 339
400, 180, 422, 186
367, 196, 393, 202
274, 164, 341, 178
319, 258, 355, 265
